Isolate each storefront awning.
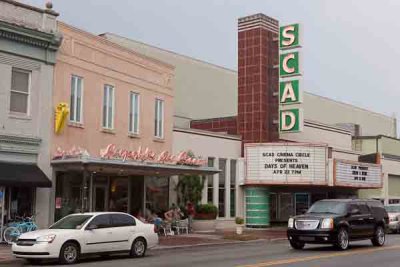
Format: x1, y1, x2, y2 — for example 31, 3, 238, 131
51, 157, 219, 176
0, 162, 51, 187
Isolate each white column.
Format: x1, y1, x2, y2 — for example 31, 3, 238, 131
201, 176, 208, 204
213, 158, 219, 211
225, 159, 231, 219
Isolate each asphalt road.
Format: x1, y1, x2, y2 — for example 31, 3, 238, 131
8, 234, 400, 267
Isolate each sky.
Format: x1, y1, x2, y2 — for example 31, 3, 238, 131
24, 0, 400, 123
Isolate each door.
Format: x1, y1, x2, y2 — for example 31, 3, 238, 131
347, 203, 365, 238
295, 193, 310, 215
84, 214, 114, 253
93, 185, 107, 212
0, 187, 4, 242
110, 214, 137, 251
358, 202, 375, 237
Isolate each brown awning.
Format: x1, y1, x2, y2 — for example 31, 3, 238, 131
0, 161, 51, 187
51, 157, 219, 176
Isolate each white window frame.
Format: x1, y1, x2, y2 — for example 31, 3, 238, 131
102, 84, 115, 129
69, 75, 84, 123
129, 92, 140, 135
154, 98, 164, 138
10, 68, 31, 115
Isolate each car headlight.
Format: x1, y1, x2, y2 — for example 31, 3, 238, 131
36, 234, 56, 243
321, 218, 334, 229
288, 218, 294, 228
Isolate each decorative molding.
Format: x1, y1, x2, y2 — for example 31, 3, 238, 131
0, 134, 41, 155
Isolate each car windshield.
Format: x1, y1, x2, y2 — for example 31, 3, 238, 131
385, 206, 400, 213
50, 215, 93, 230
307, 201, 347, 215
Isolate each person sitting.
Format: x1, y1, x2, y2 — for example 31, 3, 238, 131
164, 203, 183, 222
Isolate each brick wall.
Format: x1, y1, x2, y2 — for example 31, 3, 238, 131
190, 116, 238, 135
238, 14, 280, 144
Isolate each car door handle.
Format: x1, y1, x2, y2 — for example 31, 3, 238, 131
358, 218, 364, 221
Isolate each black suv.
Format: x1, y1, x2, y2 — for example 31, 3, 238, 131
287, 199, 389, 250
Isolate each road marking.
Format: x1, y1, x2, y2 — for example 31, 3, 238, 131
238, 245, 400, 267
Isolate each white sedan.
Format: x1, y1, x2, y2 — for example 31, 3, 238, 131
12, 212, 159, 265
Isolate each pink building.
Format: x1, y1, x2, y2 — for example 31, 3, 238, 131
50, 23, 215, 223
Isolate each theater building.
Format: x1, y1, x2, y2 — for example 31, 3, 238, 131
103, 13, 399, 227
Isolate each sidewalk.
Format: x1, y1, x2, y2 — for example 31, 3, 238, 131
0, 229, 287, 264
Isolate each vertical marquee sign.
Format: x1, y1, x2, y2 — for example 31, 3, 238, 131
279, 24, 303, 132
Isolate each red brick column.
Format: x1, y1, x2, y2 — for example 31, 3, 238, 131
238, 14, 280, 147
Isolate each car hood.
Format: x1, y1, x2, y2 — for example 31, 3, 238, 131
293, 213, 342, 220
19, 229, 78, 239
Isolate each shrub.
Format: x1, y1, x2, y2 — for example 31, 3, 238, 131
195, 203, 218, 220
235, 217, 244, 225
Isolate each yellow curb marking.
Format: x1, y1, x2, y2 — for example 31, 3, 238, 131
237, 245, 400, 267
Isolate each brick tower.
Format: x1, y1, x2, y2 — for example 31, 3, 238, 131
238, 14, 280, 145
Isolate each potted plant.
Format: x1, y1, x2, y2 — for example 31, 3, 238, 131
235, 217, 245, 235
192, 203, 218, 232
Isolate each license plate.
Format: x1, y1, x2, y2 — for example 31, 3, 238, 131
299, 236, 315, 241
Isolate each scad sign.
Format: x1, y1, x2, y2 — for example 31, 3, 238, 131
279, 23, 303, 133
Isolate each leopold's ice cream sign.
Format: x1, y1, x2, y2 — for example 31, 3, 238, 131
100, 144, 206, 166
53, 144, 206, 167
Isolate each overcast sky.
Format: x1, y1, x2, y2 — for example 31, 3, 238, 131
25, 0, 399, 123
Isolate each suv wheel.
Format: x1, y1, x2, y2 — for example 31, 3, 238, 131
335, 228, 349, 250
289, 240, 305, 250
371, 226, 385, 246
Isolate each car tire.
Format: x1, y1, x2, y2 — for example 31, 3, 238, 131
59, 241, 80, 265
130, 237, 147, 257
335, 228, 349, 250
371, 225, 385, 246
289, 240, 305, 250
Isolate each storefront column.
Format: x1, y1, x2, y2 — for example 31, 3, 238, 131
213, 158, 219, 209
245, 187, 270, 228
82, 170, 89, 212
225, 159, 231, 218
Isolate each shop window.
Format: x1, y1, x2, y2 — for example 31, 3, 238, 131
218, 159, 226, 217
230, 159, 236, 217
8, 187, 34, 219
279, 193, 293, 221
154, 98, 164, 138
102, 84, 114, 129
10, 68, 30, 114
55, 172, 83, 222
129, 92, 140, 134
207, 158, 214, 204
109, 177, 128, 213
145, 176, 169, 220
70, 75, 83, 123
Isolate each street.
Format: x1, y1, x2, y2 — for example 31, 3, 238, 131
6, 234, 400, 267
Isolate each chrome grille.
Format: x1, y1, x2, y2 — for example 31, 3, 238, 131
16, 239, 36, 246
295, 220, 319, 230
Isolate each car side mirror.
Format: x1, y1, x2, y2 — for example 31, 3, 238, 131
86, 224, 98, 231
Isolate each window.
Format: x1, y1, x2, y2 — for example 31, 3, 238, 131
129, 92, 140, 134
230, 159, 236, 217
154, 98, 164, 138
70, 75, 83, 123
102, 85, 114, 129
87, 214, 112, 229
207, 158, 214, 203
10, 68, 30, 114
218, 159, 226, 217
111, 214, 136, 227
50, 215, 92, 230
358, 203, 370, 214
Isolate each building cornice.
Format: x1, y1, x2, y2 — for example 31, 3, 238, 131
0, 20, 62, 50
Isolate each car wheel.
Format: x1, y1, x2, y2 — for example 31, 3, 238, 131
289, 240, 305, 250
335, 228, 349, 250
130, 237, 147, 257
59, 242, 80, 265
371, 226, 385, 246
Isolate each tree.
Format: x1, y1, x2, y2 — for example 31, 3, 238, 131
176, 174, 205, 206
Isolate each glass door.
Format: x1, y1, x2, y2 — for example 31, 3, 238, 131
93, 185, 107, 212
295, 193, 310, 215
